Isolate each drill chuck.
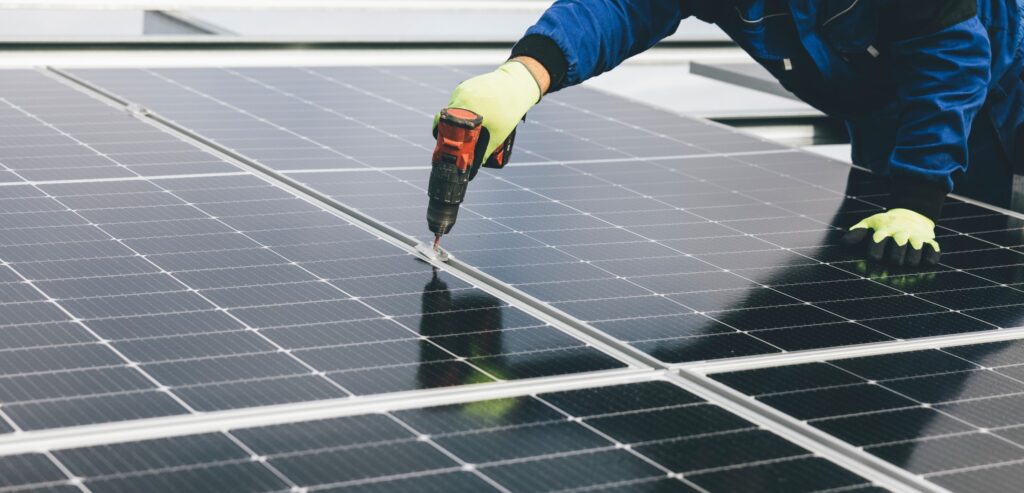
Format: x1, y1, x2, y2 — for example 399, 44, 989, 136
426, 198, 460, 236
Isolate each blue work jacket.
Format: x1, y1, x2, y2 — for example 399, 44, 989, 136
524, 0, 1024, 192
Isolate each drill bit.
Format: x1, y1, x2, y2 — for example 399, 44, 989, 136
433, 234, 442, 251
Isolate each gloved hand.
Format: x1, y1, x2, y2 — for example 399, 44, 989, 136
842, 208, 941, 267
434, 60, 541, 163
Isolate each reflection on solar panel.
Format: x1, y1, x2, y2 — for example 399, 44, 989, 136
3, 64, 1022, 491
9, 380, 873, 492
714, 340, 1024, 493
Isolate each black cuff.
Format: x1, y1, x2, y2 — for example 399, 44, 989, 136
510, 34, 568, 91
889, 175, 947, 221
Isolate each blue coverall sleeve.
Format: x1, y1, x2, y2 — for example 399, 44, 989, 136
523, 0, 686, 89
886, 16, 992, 191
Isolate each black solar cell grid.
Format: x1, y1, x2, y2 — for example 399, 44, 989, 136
714, 340, 1024, 492
0, 71, 239, 181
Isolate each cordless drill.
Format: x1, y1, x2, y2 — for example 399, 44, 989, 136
427, 108, 515, 251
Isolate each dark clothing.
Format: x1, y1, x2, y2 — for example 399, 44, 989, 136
512, 0, 1024, 206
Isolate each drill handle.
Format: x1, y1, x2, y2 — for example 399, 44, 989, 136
433, 107, 518, 174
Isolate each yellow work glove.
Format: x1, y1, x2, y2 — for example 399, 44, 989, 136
842, 208, 941, 267
434, 60, 541, 163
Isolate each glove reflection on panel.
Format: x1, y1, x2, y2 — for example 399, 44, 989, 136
842, 208, 941, 267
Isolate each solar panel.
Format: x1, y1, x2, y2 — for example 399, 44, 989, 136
688, 62, 801, 101
67, 66, 787, 168
0, 103, 627, 431
8, 379, 876, 492
0, 71, 241, 182
64, 66, 1024, 365
713, 339, 1024, 492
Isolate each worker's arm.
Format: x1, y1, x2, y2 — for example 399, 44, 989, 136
843, 0, 991, 267
511, 0, 687, 91
886, 0, 990, 206
435, 0, 686, 161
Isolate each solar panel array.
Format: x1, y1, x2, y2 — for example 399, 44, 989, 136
0, 64, 1021, 491
7, 380, 877, 493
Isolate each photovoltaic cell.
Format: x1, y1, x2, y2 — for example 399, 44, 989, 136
714, 339, 1024, 492
6, 380, 874, 492
65, 66, 1024, 365
0, 71, 240, 181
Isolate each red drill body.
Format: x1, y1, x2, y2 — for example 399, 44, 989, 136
427, 108, 514, 250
